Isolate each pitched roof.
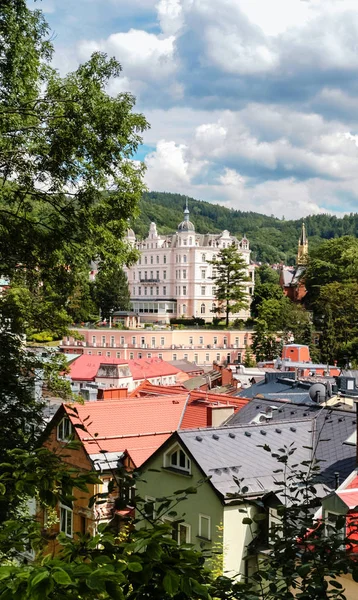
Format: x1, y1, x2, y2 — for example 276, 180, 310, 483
129, 380, 186, 397
178, 420, 313, 500
127, 358, 181, 381
224, 398, 357, 487
183, 370, 221, 390
68, 355, 128, 381
64, 395, 189, 467
235, 374, 314, 404
168, 360, 204, 374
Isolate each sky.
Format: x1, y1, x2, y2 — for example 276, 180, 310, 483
30, 0, 358, 218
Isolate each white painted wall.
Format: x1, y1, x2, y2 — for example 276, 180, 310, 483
223, 503, 258, 580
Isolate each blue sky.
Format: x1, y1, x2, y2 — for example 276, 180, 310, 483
32, 0, 358, 218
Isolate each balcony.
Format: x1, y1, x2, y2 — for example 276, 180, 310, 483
139, 278, 160, 283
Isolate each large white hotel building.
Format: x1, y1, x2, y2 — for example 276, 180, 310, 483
124, 202, 254, 324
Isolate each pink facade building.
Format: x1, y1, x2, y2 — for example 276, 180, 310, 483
60, 328, 254, 367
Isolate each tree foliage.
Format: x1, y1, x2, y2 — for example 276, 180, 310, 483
91, 264, 131, 320
208, 244, 249, 327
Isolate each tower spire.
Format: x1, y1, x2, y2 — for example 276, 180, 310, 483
297, 222, 308, 265
184, 197, 189, 222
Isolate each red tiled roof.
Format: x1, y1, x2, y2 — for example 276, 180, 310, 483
128, 358, 180, 381
346, 475, 358, 490
129, 380, 186, 397
64, 395, 188, 466
180, 404, 209, 429
337, 490, 358, 509
68, 355, 128, 381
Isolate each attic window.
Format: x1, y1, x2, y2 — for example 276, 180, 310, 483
164, 444, 191, 474
57, 417, 73, 442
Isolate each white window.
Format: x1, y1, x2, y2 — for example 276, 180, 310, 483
160, 337, 165, 346
173, 353, 177, 360
163, 270, 167, 280
145, 257, 147, 264
150, 271, 153, 279
132, 336, 136, 345
57, 417, 73, 442
199, 336, 203, 344
147, 353, 152, 358
138, 286, 141, 295
189, 336, 193, 344
150, 287, 153, 296
111, 336, 115, 347
156, 271, 159, 280
163, 286, 166, 296
151, 256, 153, 264
223, 337, 227, 346
88, 351, 92, 355
164, 255, 167, 264
216, 353, 220, 361
97, 351, 102, 356
201, 303, 205, 314
183, 255, 187, 263
235, 337, 239, 347
106, 351, 111, 357
184, 354, 188, 360
194, 354, 198, 363
199, 514, 211, 540
120, 336, 124, 344
177, 523, 191, 544
164, 445, 191, 473
156, 286, 159, 295
213, 336, 218, 344
144, 271, 147, 280
182, 304, 187, 314
201, 270, 206, 279
183, 270, 187, 279
183, 286, 187, 295
60, 505, 73, 537
158, 353, 163, 359
130, 352, 134, 359
138, 352, 142, 359
201, 286, 205, 295
116, 352, 121, 358
206, 353, 210, 361
183, 239, 187, 246
156, 256, 159, 264
151, 337, 155, 348
92, 335, 96, 344
202, 254, 206, 262
102, 335, 106, 346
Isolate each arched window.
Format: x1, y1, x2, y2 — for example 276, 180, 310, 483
182, 304, 187, 314
201, 303, 205, 314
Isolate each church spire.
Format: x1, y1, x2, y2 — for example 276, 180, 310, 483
184, 197, 189, 222
297, 222, 308, 265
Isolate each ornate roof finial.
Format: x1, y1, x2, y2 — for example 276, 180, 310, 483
184, 197, 189, 221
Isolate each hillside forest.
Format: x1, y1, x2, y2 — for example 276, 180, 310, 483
134, 192, 357, 264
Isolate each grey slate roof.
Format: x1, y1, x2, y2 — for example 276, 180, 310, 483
224, 398, 357, 488
178, 420, 313, 500
235, 374, 314, 404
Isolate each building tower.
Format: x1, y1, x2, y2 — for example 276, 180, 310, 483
297, 222, 308, 265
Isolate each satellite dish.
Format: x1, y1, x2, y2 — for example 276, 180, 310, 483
309, 382, 326, 403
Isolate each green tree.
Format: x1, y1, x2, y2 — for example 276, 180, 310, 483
251, 283, 284, 318
251, 319, 283, 362
208, 244, 249, 327
0, 0, 148, 519
243, 345, 256, 367
254, 264, 280, 285
92, 264, 131, 320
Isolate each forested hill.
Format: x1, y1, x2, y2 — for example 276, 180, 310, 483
132, 191, 357, 264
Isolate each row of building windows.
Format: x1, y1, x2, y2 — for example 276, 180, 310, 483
138, 255, 167, 265
88, 334, 246, 347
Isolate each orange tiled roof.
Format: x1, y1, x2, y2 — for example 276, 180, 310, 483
64, 395, 188, 467
127, 357, 181, 381
68, 355, 128, 381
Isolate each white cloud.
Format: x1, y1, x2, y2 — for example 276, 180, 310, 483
156, 0, 183, 35
78, 29, 176, 81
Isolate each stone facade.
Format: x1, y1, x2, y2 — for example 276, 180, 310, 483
124, 201, 254, 323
